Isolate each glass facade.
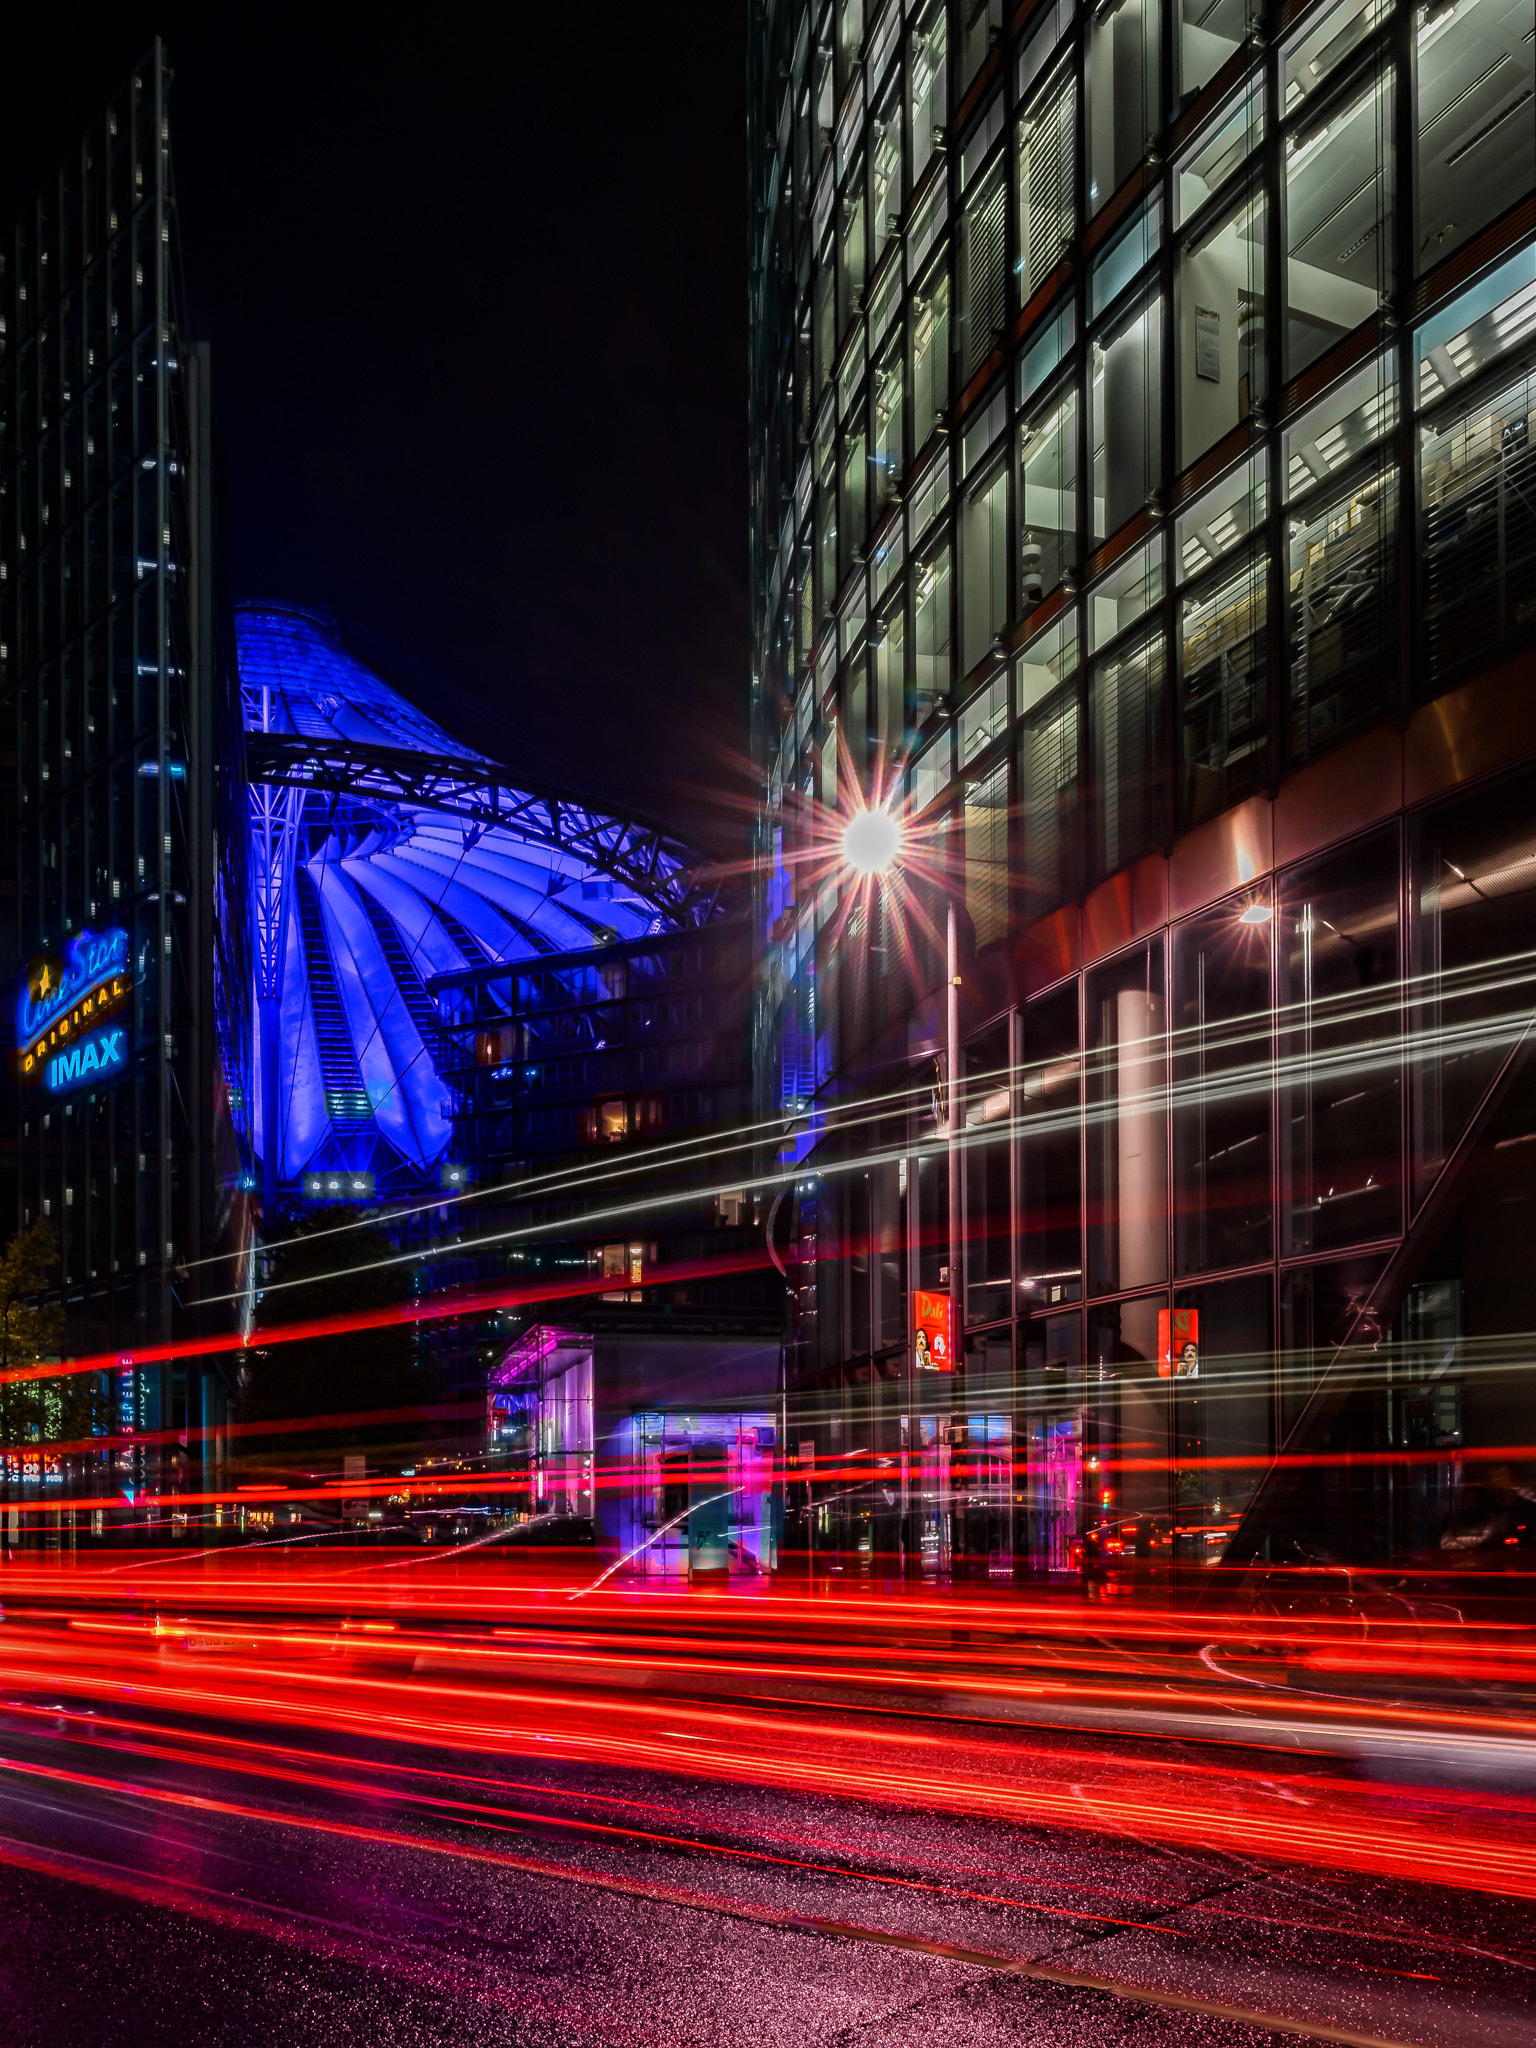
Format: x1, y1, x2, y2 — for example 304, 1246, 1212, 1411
748, 0, 1536, 1589
0, 46, 237, 1507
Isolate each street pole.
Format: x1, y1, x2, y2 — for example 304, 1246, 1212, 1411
946, 895, 961, 1375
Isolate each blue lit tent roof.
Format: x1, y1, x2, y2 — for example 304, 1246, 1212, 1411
237, 601, 713, 1196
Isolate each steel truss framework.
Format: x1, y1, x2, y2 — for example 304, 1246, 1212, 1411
243, 735, 718, 929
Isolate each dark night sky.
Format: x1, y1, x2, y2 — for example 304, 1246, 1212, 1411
0, 6, 751, 854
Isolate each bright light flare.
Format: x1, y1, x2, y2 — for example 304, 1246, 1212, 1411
841, 806, 902, 878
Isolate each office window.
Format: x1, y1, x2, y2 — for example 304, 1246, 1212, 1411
963, 759, 1009, 950
1018, 670, 1079, 921
959, 162, 1008, 382
1018, 383, 1078, 618
1089, 534, 1164, 652
961, 0, 1004, 93
874, 605, 906, 768
959, 670, 1009, 765
1420, 357, 1536, 691
960, 462, 1008, 675
911, 727, 953, 812
1087, 938, 1168, 1295
815, 262, 837, 398
817, 445, 839, 626
1177, 0, 1252, 107
1088, 0, 1160, 213
913, 542, 952, 718
1285, 69, 1394, 377
1018, 62, 1077, 304
1175, 82, 1264, 226
1090, 623, 1167, 880
963, 1016, 1012, 1331
912, 270, 951, 456
1178, 185, 1265, 470
1284, 350, 1396, 497
1416, 242, 1536, 408
1278, 827, 1401, 1257
1415, 0, 1535, 272
840, 176, 867, 342
871, 339, 903, 519
1091, 195, 1162, 318
1179, 546, 1267, 825
1092, 293, 1164, 539
838, 0, 865, 97
911, 0, 949, 188
1172, 891, 1273, 1275
1170, 1272, 1273, 1564
1283, 0, 1386, 113
1287, 464, 1398, 763
840, 424, 868, 581
1177, 450, 1267, 580
1019, 985, 1082, 1302
870, 89, 903, 272
1408, 766, 1536, 1205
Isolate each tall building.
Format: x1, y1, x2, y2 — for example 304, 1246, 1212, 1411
0, 43, 241, 1507
748, 0, 1536, 1587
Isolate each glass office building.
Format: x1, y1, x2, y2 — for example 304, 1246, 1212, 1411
0, 44, 241, 1506
748, 0, 1536, 1587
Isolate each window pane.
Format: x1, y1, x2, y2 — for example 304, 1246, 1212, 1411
1175, 81, 1264, 224
1020, 1309, 1082, 1576
1018, 382, 1078, 618
1408, 765, 1536, 1206
870, 89, 903, 272
873, 605, 906, 769
910, 0, 949, 188
1285, 73, 1394, 378
1179, 547, 1268, 824
1177, 449, 1267, 580
1421, 358, 1536, 691
1278, 826, 1401, 1257
1091, 194, 1162, 319
1018, 669, 1079, 921
1171, 1272, 1272, 1565
959, 670, 1009, 764
964, 1020, 1013, 1323
1090, 534, 1164, 652
963, 759, 1010, 950
1085, 1295, 1168, 1562
911, 727, 952, 813
871, 339, 904, 518
1020, 983, 1082, 1303
1088, 0, 1160, 213
960, 464, 1008, 674
1415, 0, 1536, 274
911, 270, 951, 454
1090, 624, 1168, 879
1283, 0, 1388, 114
1416, 242, 1536, 406
913, 542, 952, 719
1087, 939, 1168, 1294
959, 163, 1008, 381
1093, 293, 1164, 539
1017, 61, 1077, 303
1177, 0, 1250, 105
1179, 185, 1265, 470
1284, 350, 1396, 499
1172, 892, 1273, 1275
840, 426, 867, 582
1287, 464, 1398, 763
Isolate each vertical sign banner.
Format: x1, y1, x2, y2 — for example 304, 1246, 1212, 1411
913, 1290, 955, 1372
1158, 1307, 1200, 1377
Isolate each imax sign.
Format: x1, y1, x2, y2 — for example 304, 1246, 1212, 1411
45, 1026, 128, 1095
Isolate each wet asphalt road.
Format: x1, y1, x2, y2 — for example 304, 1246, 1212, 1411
0, 1696, 1532, 2048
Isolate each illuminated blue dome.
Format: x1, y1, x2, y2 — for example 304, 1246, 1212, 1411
237, 601, 710, 1196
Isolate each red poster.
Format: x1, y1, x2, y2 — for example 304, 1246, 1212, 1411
913, 1290, 954, 1372
1158, 1307, 1200, 1378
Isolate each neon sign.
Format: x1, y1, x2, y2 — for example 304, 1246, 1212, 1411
16, 928, 132, 1086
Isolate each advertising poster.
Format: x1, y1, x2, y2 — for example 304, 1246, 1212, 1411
913, 1289, 955, 1372
1158, 1306, 1200, 1378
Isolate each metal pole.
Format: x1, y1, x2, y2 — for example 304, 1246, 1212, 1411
947, 896, 961, 1360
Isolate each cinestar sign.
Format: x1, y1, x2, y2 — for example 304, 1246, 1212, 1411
45, 1026, 128, 1094
16, 927, 133, 1091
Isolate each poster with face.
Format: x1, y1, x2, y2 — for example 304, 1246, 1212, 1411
913, 1290, 954, 1372
1158, 1307, 1200, 1378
